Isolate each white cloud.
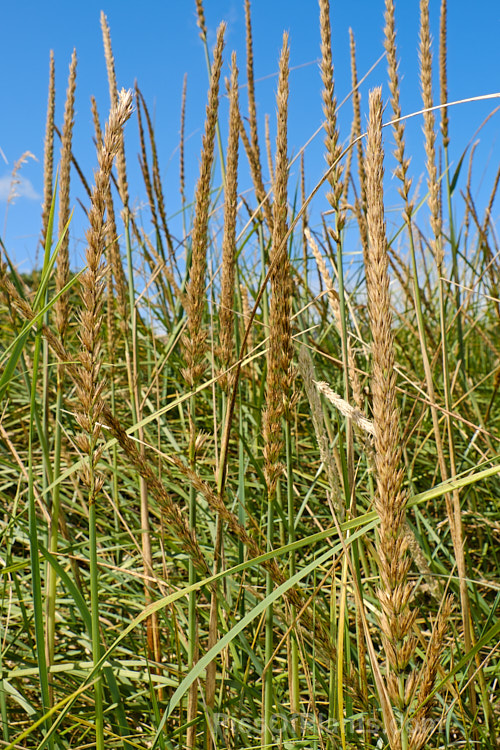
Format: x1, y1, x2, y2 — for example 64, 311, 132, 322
0, 174, 41, 202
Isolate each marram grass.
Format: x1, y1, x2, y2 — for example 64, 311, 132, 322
0, 1, 499, 749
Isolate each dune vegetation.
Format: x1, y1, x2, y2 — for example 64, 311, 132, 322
0, 0, 499, 747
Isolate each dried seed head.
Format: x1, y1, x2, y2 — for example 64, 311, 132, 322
314, 381, 374, 435
195, 0, 207, 40
319, 0, 344, 236
365, 86, 417, 707
218, 53, 240, 389
419, 0, 442, 263
184, 23, 225, 388
55, 49, 77, 341
41, 50, 55, 252
384, 0, 414, 218
439, 0, 449, 148
263, 33, 293, 495
76, 85, 133, 497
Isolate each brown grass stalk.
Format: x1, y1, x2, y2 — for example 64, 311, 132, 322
348, 27, 370, 267
244, 0, 258, 163
239, 282, 254, 373
73, 92, 134, 740
237, 111, 273, 233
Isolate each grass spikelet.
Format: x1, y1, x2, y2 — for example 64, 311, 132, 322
314, 380, 374, 436
77, 86, 134, 508
180, 72, 187, 209
300, 150, 307, 269
410, 596, 453, 750
319, 0, 344, 240
40, 50, 55, 251
183, 23, 225, 389
218, 53, 239, 389
349, 28, 366, 212
265, 112, 274, 187
420, 1, 483, 727
240, 281, 254, 362
306, 226, 341, 325
101, 11, 129, 209
195, 0, 207, 41
54, 49, 77, 340
91, 95, 103, 149
136, 85, 174, 264
135, 83, 175, 280
365, 86, 417, 746
263, 32, 292, 496
419, 0, 441, 259
384, 0, 413, 219
244, 0, 263, 192
75, 87, 134, 750
240, 0, 273, 233
439, 0, 449, 149
91, 94, 128, 330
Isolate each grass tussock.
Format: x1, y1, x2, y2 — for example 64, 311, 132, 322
0, 1, 499, 748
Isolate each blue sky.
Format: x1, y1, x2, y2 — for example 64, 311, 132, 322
1, 0, 498, 271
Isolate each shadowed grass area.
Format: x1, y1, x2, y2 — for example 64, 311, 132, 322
0, 1, 499, 748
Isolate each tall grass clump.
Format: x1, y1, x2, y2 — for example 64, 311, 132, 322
0, 1, 499, 749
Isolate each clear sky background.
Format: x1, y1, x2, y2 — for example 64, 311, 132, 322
1, 0, 498, 271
